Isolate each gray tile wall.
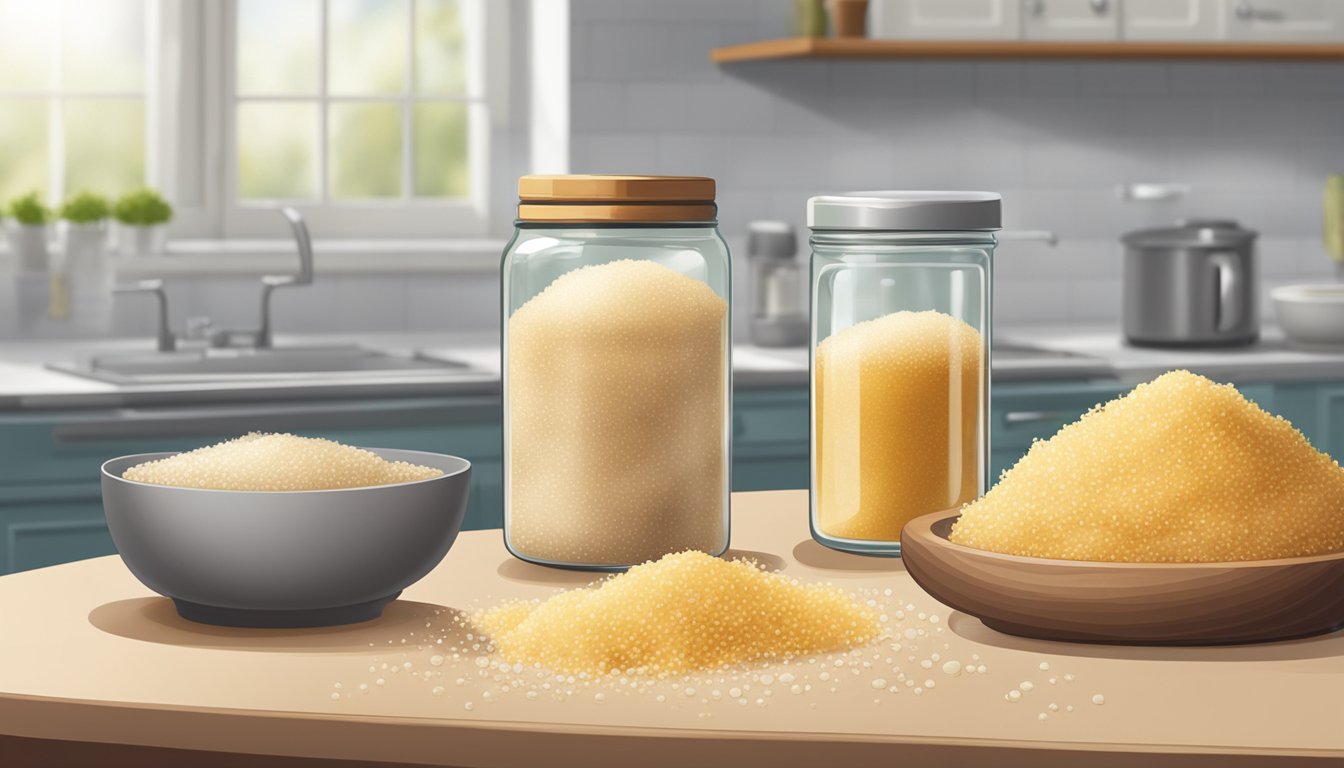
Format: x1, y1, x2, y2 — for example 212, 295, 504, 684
570, 0, 1344, 329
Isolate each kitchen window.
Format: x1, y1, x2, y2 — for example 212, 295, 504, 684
224, 0, 498, 238
0, 0, 150, 204
0, 0, 506, 242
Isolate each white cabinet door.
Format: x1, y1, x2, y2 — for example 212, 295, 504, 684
1223, 0, 1344, 41
1122, 0, 1222, 40
869, 0, 1022, 40
1023, 0, 1120, 40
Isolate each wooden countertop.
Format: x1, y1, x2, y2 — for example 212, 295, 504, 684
1, 490, 1341, 767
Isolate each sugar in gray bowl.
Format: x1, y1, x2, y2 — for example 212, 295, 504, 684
101, 449, 470, 628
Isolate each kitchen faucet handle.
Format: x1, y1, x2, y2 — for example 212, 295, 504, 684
113, 279, 176, 352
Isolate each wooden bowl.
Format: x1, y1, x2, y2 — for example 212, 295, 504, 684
900, 511, 1344, 645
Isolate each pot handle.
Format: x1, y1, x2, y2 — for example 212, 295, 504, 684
1210, 253, 1241, 333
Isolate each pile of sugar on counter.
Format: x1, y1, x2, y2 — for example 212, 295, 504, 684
326, 551, 1105, 722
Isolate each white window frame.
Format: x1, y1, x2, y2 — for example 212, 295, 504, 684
161, 0, 508, 241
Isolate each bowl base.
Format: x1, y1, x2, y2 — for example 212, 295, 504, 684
172, 592, 401, 628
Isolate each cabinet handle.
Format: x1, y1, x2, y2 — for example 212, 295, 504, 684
51, 398, 501, 442
1235, 2, 1286, 22
1003, 410, 1070, 424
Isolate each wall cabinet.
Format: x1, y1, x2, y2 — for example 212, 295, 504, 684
869, 0, 1022, 40
865, 0, 1344, 44
1024, 0, 1120, 41
1122, 0, 1221, 41
1223, 0, 1344, 42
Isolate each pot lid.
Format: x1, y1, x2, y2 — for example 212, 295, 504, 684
807, 191, 1001, 231
1122, 219, 1258, 249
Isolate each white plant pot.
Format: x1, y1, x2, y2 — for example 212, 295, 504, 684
118, 223, 167, 258
5, 223, 51, 274
61, 221, 109, 272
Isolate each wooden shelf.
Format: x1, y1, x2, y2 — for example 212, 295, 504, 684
711, 37, 1344, 64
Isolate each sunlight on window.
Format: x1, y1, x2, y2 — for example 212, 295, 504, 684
236, 0, 320, 96
329, 0, 407, 96
0, 103, 48, 201
0, 2, 54, 91
414, 102, 468, 197
330, 102, 403, 198
237, 102, 319, 200
64, 100, 144, 194
62, 0, 144, 93
0, 0, 145, 203
233, 0, 476, 204
416, 0, 467, 96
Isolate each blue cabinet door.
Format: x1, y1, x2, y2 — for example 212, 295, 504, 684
732, 388, 809, 491
0, 397, 503, 573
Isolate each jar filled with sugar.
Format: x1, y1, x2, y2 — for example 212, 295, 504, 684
808, 192, 999, 556
502, 175, 731, 570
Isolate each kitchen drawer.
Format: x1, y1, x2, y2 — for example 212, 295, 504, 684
0, 397, 502, 488
0, 483, 110, 574
1023, 0, 1119, 41
991, 382, 1129, 450
733, 388, 809, 452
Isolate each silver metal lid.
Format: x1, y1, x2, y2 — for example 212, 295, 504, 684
807, 191, 1001, 231
747, 220, 797, 260
1122, 219, 1258, 250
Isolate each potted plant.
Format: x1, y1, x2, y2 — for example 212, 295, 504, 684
113, 187, 173, 257
59, 191, 111, 271
5, 191, 52, 273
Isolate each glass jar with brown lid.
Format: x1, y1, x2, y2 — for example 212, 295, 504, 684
502, 175, 731, 570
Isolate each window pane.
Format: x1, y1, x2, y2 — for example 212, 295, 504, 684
330, 102, 402, 199
62, 0, 144, 93
415, 0, 465, 96
413, 102, 467, 198
0, 100, 49, 201
329, 0, 407, 95
64, 100, 144, 195
237, 0, 319, 96
237, 102, 319, 200
0, 2, 54, 91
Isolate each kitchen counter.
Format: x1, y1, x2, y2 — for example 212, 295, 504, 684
7, 324, 1344, 410
1, 490, 1340, 767
1003, 325, 1344, 385
0, 333, 809, 409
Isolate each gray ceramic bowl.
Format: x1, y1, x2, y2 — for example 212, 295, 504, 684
102, 448, 470, 628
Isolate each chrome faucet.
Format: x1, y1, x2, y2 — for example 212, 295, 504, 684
255, 207, 314, 349
113, 207, 314, 352
113, 279, 175, 352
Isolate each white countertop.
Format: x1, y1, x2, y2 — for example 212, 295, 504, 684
1001, 325, 1344, 385
4, 325, 1344, 410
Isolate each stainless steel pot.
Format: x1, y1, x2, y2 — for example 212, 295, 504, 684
1121, 220, 1259, 347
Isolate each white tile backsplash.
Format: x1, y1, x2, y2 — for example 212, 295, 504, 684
571, 0, 1344, 326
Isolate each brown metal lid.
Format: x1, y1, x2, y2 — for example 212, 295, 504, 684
517, 175, 716, 223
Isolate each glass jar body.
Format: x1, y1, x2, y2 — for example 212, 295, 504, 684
502, 224, 732, 570
810, 230, 994, 556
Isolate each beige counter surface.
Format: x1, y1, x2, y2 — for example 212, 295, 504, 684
1, 490, 1342, 767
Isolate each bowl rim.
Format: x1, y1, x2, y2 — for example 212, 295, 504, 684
102, 447, 471, 496
1270, 283, 1344, 303
907, 511, 1344, 570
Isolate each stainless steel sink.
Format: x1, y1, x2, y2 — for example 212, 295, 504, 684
50, 346, 475, 385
